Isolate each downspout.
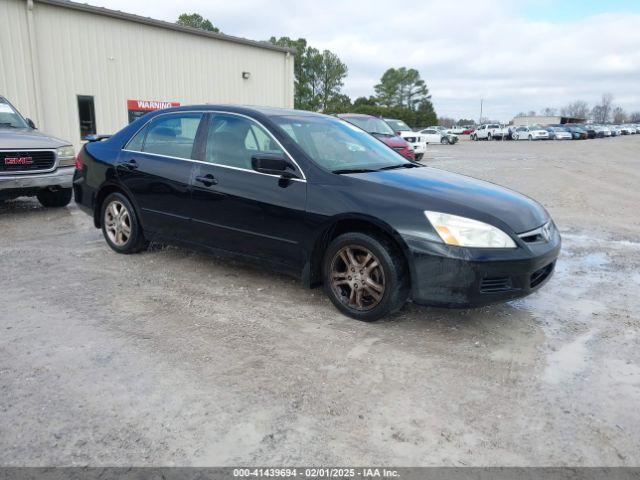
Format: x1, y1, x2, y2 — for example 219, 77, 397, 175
25, 0, 45, 127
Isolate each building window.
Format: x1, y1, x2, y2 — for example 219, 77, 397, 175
77, 95, 96, 139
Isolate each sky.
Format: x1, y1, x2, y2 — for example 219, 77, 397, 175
89, 0, 640, 121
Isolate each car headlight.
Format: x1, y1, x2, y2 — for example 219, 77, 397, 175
424, 211, 517, 248
57, 145, 76, 166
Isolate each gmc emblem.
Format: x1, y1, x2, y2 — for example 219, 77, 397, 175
4, 156, 34, 165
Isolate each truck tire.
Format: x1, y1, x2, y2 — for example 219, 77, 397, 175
36, 187, 72, 208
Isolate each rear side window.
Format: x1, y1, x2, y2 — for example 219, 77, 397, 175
205, 114, 284, 169
142, 113, 203, 159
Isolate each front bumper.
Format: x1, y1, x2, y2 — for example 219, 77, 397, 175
403, 230, 561, 308
409, 142, 427, 154
0, 166, 74, 191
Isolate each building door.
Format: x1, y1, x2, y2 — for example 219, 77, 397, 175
77, 95, 96, 139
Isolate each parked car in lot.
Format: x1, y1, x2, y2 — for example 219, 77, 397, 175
384, 118, 427, 160
594, 125, 612, 137
0, 96, 75, 207
419, 127, 459, 145
575, 125, 602, 139
564, 125, 588, 139
471, 124, 507, 141
512, 125, 549, 141
462, 127, 475, 135
619, 125, 635, 135
544, 126, 572, 140
337, 114, 415, 161
74, 105, 560, 321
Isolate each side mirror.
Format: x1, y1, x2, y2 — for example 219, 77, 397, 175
26, 118, 36, 129
251, 154, 298, 178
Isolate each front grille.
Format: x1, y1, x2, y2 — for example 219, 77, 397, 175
0, 150, 56, 173
480, 276, 512, 293
530, 262, 554, 288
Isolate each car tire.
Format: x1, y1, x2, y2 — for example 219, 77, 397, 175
513, 134, 519, 141
440, 137, 448, 145
487, 133, 492, 141
36, 187, 72, 207
100, 192, 148, 254
323, 232, 409, 322
529, 135, 533, 141
471, 134, 477, 141
415, 153, 423, 161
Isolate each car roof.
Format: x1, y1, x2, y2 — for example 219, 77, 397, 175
157, 104, 324, 119
336, 113, 378, 119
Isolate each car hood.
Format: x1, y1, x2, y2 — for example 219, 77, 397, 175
372, 133, 408, 148
0, 128, 70, 149
354, 167, 549, 233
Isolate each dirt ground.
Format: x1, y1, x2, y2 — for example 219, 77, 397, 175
1, 135, 639, 466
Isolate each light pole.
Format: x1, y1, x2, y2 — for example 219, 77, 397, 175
479, 98, 483, 125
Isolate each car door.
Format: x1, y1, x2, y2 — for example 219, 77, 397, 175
189, 112, 308, 271
421, 129, 440, 143
516, 127, 526, 140
118, 112, 203, 238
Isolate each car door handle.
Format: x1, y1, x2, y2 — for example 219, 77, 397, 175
195, 174, 218, 187
119, 159, 138, 170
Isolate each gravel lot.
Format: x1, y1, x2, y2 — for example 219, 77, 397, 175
1, 135, 639, 466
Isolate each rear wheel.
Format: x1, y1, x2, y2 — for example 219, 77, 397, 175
100, 192, 148, 254
36, 187, 72, 207
323, 232, 409, 321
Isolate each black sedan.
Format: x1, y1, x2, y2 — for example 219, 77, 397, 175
73, 105, 560, 321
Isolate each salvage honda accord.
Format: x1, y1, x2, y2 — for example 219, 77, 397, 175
73, 105, 560, 321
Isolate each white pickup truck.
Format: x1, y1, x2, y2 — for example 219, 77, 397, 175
471, 123, 509, 141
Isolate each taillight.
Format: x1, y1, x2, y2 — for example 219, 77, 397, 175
75, 153, 83, 170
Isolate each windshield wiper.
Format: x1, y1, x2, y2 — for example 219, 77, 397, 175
377, 163, 421, 171
332, 168, 378, 174
0, 123, 18, 128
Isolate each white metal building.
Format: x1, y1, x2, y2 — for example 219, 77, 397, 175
0, 0, 295, 149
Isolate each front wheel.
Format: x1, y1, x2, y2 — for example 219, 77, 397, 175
36, 187, 72, 207
440, 137, 448, 145
101, 192, 148, 254
323, 232, 409, 321
529, 135, 533, 141
513, 134, 519, 141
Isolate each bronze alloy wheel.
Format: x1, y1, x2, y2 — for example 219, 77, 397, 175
330, 245, 386, 311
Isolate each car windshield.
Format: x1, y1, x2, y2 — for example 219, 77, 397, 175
385, 119, 411, 131
0, 99, 28, 129
273, 115, 412, 173
340, 116, 396, 136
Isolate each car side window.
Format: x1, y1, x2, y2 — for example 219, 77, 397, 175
142, 113, 203, 159
205, 114, 285, 169
126, 125, 147, 151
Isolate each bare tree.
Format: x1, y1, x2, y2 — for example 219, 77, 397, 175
560, 100, 589, 119
600, 93, 614, 123
630, 111, 640, 122
542, 107, 557, 116
591, 105, 605, 123
612, 106, 627, 124
527, 110, 536, 116
438, 117, 455, 128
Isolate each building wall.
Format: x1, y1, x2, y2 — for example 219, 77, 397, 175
512, 115, 562, 126
0, 0, 295, 150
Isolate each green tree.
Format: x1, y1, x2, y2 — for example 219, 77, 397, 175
374, 68, 402, 107
176, 13, 220, 33
353, 96, 377, 107
374, 67, 431, 111
269, 37, 348, 111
